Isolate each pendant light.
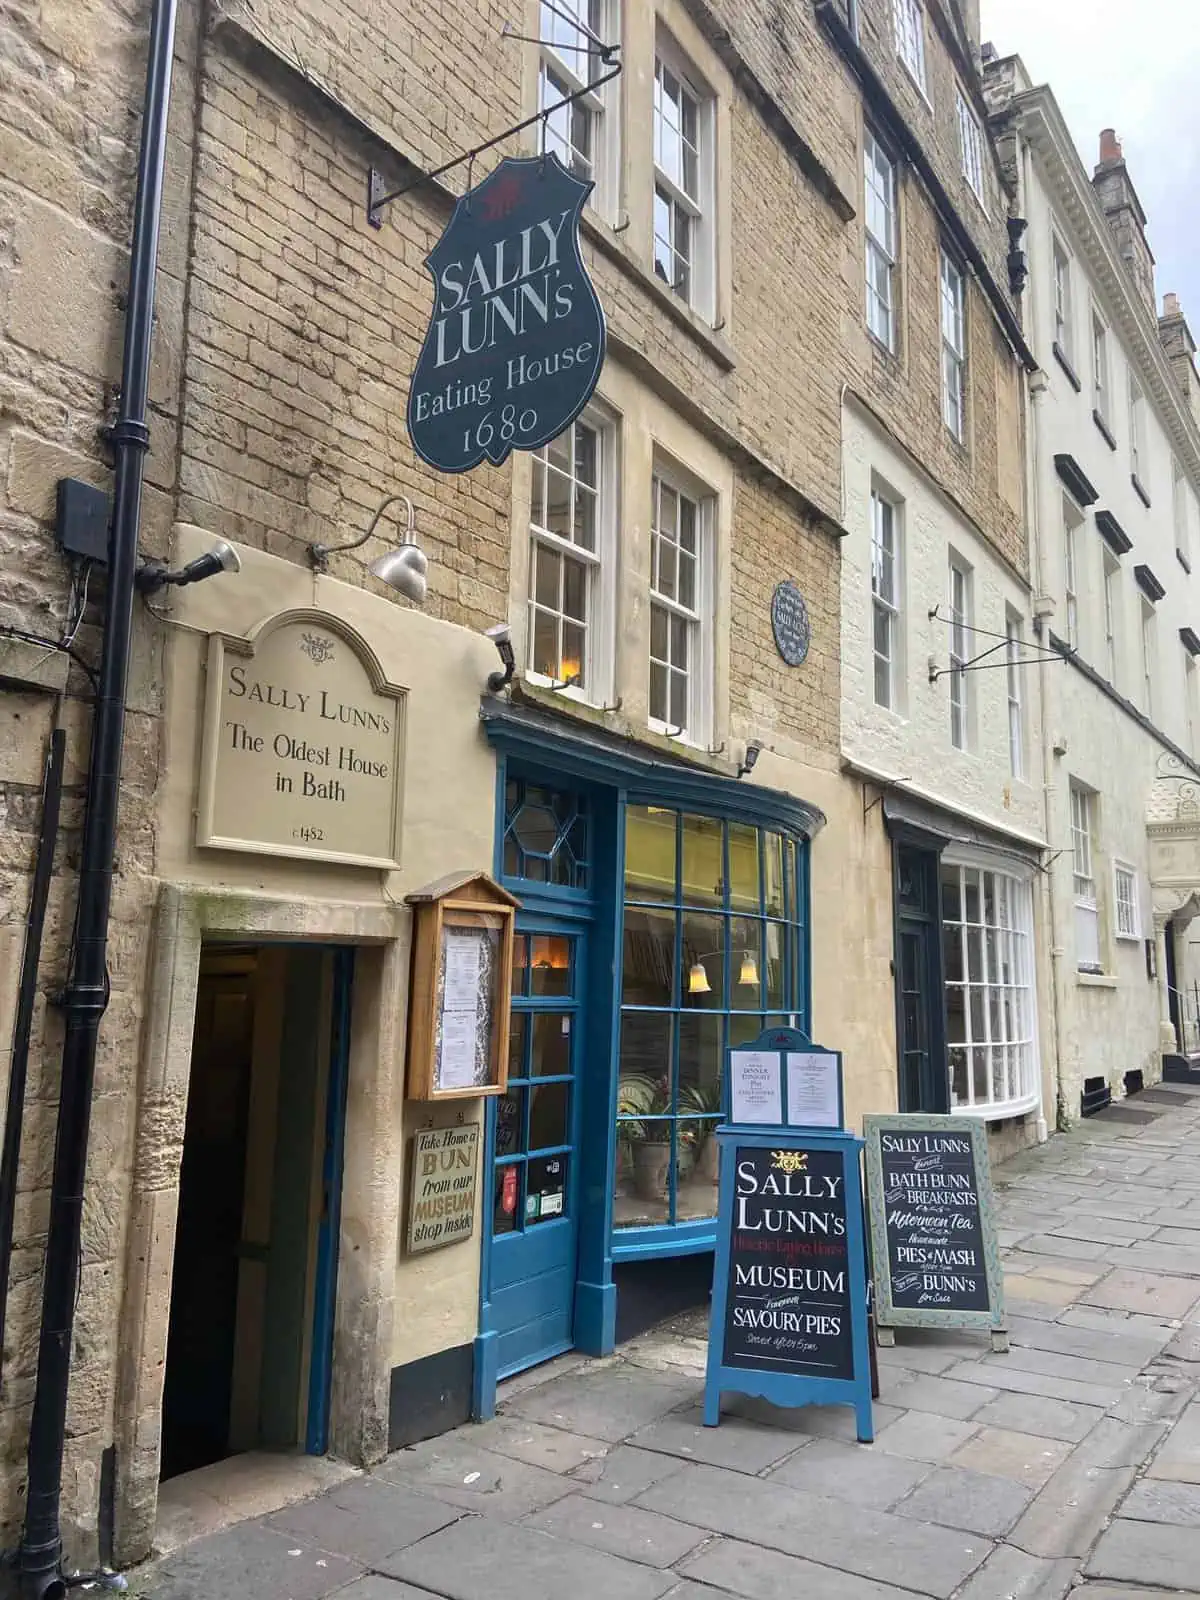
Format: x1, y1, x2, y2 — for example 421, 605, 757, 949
687, 960, 711, 995
738, 950, 760, 987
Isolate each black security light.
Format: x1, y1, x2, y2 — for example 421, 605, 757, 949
486, 622, 516, 692
135, 539, 240, 595
737, 741, 763, 779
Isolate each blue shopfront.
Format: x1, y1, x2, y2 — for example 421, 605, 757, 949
473, 700, 824, 1417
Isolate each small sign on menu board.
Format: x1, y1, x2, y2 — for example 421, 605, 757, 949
863, 1114, 1007, 1351
728, 1030, 843, 1131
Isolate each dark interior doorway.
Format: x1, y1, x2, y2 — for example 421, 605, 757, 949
894, 842, 950, 1115
160, 944, 352, 1481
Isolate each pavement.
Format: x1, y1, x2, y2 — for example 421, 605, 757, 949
138, 1080, 1200, 1600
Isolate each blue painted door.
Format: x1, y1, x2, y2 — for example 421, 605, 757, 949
487, 926, 584, 1377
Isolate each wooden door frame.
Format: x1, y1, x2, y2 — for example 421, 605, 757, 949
888, 822, 951, 1116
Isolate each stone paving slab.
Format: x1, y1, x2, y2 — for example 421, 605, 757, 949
1006, 1457, 1138, 1559
944, 1357, 1123, 1410
635, 1461, 991, 1597
890, 1463, 1032, 1536
1120, 1477, 1200, 1524
1082, 1267, 1200, 1319
463, 1415, 611, 1473
952, 1544, 1077, 1600
568, 1442, 688, 1504
628, 1405, 803, 1473
501, 1365, 696, 1441
336, 1581, 441, 1600
145, 1522, 363, 1600
372, 1436, 576, 1520
384, 1516, 675, 1600
870, 1408, 980, 1461
1084, 1518, 1200, 1589
765, 1436, 932, 1508
947, 1426, 1071, 1487
880, 1371, 998, 1420
1005, 1314, 1167, 1368
267, 1477, 459, 1566
1146, 1397, 1200, 1481
677, 1537, 921, 1600
522, 1489, 709, 1567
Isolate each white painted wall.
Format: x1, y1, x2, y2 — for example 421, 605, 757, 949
1021, 129, 1200, 1116
841, 398, 1043, 845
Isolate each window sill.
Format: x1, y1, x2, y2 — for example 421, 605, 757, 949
1132, 473, 1152, 508
1053, 342, 1082, 392
1178, 547, 1192, 575
1093, 410, 1117, 451
1077, 970, 1118, 988
1114, 933, 1142, 945
951, 1093, 1040, 1124
581, 213, 735, 373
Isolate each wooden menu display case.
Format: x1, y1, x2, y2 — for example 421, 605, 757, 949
405, 871, 519, 1101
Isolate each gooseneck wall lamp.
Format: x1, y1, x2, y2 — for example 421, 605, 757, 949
307, 492, 430, 605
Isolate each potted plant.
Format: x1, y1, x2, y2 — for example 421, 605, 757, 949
618, 1073, 673, 1202
683, 1080, 723, 1185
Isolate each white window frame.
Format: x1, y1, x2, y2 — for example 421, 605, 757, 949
1071, 782, 1102, 973
1052, 237, 1073, 362
864, 129, 898, 353
940, 250, 966, 440
871, 487, 902, 710
1141, 596, 1157, 720
652, 36, 715, 320
1187, 652, 1198, 756
538, 0, 619, 215
1174, 459, 1191, 568
1092, 312, 1109, 422
526, 410, 616, 705
648, 459, 713, 745
1063, 499, 1081, 650
941, 855, 1040, 1120
1129, 376, 1145, 482
1006, 610, 1024, 780
955, 88, 986, 205
1113, 860, 1141, 942
1102, 547, 1120, 685
949, 556, 971, 750
892, 0, 927, 94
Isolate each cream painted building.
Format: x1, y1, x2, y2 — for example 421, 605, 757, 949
0, 0, 886, 1572
987, 55, 1200, 1119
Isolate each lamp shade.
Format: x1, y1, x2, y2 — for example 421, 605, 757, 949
687, 960, 711, 995
369, 544, 428, 603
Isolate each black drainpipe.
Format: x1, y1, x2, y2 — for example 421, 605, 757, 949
18, 0, 179, 1593
0, 726, 66, 1381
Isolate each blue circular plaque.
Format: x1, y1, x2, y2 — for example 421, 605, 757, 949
771, 580, 811, 667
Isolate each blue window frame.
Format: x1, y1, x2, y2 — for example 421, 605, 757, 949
615, 805, 809, 1235
502, 776, 589, 890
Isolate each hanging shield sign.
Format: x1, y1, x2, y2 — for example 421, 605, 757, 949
406, 153, 606, 474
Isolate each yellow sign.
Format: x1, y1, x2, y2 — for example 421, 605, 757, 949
197, 609, 406, 869
406, 1124, 480, 1254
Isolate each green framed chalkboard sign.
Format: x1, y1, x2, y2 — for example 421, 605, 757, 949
863, 1114, 1008, 1353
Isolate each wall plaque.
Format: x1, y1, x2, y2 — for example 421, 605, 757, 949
407, 153, 606, 474
863, 1114, 1008, 1351
406, 1124, 481, 1254
197, 609, 406, 869
771, 580, 812, 667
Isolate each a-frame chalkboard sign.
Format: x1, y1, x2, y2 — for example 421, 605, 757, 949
863, 1113, 1008, 1352
704, 1029, 874, 1441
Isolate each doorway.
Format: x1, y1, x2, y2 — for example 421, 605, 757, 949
894, 844, 950, 1114
485, 924, 584, 1379
160, 943, 353, 1481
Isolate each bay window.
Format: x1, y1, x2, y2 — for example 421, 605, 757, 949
942, 861, 1038, 1117
616, 808, 807, 1233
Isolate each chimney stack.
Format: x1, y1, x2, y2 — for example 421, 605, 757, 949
1092, 129, 1156, 317
1159, 292, 1200, 426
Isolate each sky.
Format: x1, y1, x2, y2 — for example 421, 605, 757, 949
979, 0, 1200, 325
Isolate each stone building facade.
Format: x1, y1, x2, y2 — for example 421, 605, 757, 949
986, 55, 1200, 1121
0, 0, 886, 1572
821, 1, 1047, 1144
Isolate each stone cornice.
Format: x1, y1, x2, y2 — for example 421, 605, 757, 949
1011, 88, 1200, 493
